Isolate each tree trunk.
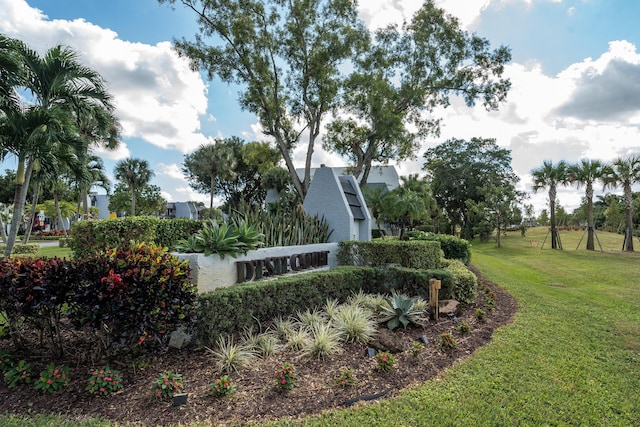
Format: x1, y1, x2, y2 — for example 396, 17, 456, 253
549, 186, 560, 250
23, 180, 41, 244
130, 187, 136, 217
0, 210, 7, 243
586, 184, 595, 251
54, 191, 68, 237
624, 185, 634, 252
4, 159, 33, 257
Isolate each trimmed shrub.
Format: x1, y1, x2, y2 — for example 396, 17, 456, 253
444, 259, 478, 303
337, 240, 442, 269
69, 217, 159, 258
0, 244, 40, 256
383, 266, 455, 299
69, 242, 197, 355
402, 231, 471, 264
196, 267, 385, 346
156, 219, 203, 250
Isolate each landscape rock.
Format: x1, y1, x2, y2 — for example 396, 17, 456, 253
368, 328, 405, 353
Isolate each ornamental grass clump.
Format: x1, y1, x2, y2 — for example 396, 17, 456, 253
302, 323, 343, 360
333, 303, 377, 344
207, 336, 256, 374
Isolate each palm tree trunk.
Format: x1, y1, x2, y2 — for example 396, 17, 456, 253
549, 187, 559, 250
23, 180, 41, 244
0, 210, 7, 243
624, 187, 634, 252
130, 187, 136, 217
5, 159, 33, 256
54, 191, 68, 237
586, 184, 595, 251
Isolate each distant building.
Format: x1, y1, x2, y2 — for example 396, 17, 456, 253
297, 165, 400, 192
88, 194, 201, 220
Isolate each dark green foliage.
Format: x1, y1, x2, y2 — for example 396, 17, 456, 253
402, 231, 471, 264
70, 243, 197, 355
229, 203, 332, 247
196, 267, 386, 346
155, 219, 203, 250
444, 260, 478, 303
195, 264, 464, 346
174, 219, 264, 258
69, 217, 159, 257
384, 266, 455, 299
337, 240, 442, 269
0, 244, 197, 359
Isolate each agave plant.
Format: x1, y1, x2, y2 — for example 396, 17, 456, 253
377, 292, 427, 331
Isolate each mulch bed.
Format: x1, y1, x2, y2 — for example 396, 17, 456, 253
0, 266, 516, 426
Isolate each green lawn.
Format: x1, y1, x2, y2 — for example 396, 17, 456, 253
269, 228, 640, 426
2, 228, 639, 426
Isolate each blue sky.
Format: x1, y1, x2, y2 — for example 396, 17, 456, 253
2, 0, 640, 214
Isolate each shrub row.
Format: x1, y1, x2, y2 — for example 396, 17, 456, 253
402, 231, 471, 264
69, 217, 201, 257
0, 243, 197, 359
0, 243, 40, 256
337, 240, 442, 269
196, 264, 474, 346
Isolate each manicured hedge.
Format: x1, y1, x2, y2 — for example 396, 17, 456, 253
444, 259, 478, 303
0, 243, 40, 256
155, 218, 203, 250
337, 240, 442, 269
403, 231, 471, 264
195, 263, 470, 346
69, 217, 159, 258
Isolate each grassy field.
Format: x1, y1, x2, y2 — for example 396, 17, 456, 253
2, 227, 639, 426
269, 227, 640, 426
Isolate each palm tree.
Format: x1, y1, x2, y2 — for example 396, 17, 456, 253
0, 35, 116, 255
74, 155, 111, 218
114, 158, 154, 216
605, 155, 640, 251
568, 159, 611, 250
182, 141, 237, 211
531, 160, 569, 250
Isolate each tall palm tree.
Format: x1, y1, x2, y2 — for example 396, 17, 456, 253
531, 160, 569, 250
183, 141, 237, 210
0, 35, 116, 256
605, 154, 640, 251
114, 158, 154, 216
568, 159, 611, 250
74, 154, 111, 218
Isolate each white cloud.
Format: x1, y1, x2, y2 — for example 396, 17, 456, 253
0, 0, 209, 154
157, 163, 185, 180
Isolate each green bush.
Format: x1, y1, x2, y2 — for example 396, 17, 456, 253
402, 231, 471, 264
196, 267, 385, 346
337, 240, 442, 269
155, 219, 203, 250
444, 259, 478, 303
383, 266, 454, 299
0, 244, 40, 256
69, 217, 159, 258
58, 238, 71, 248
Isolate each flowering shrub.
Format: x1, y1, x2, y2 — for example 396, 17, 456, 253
333, 367, 355, 387
274, 362, 296, 391
34, 364, 70, 393
87, 366, 124, 396
456, 320, 471, 334
151, 371, 184, 400
410, 342, 424, 357
375, 351, 396, 371
439, 332, 458, 350
209, 375, 236, 397
70, 242, 197, 356
3, 360, 32, 388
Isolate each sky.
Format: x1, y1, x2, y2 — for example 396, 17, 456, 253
2, 0, 640, 215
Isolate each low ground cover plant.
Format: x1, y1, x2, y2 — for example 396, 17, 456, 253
34, 364, 70, 393
87, 366, 124, 396
151, 371, 184, 400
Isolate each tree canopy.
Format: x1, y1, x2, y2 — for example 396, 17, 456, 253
423, 137, 519, 240
323, 1, 511, 186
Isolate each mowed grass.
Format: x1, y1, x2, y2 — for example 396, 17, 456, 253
268, 228, 640, 426
2, 228, 639, 426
